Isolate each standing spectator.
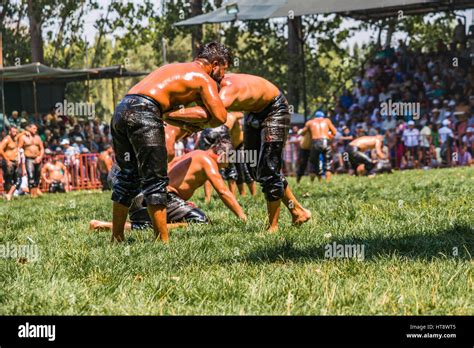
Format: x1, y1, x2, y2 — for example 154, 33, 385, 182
7, 111, 20, 129
438, 119, 455, 165
284, 126, 299, 176
419, 122, 432, 167
402, 120, 420, 167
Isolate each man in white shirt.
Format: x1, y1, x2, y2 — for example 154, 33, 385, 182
402, 120, 420, 167
438, 119, 455, 164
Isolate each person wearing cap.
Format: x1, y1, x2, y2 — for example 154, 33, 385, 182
72, 136, 89, 153
402, 120, 420, 168
300, 111, 337, 183
438, 119, 455, 165
60, 138, 79, 166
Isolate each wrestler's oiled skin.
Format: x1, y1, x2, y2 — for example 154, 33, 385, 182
165, 124, 191, 162
17, 125, 44, 161
349, 135, 386, 159
41, 160, 68, 184
128, 61, 228, 128
167, 150, 246, 221
167, 73, 280, 118
227, 112, 244, 148
0, 127, 19, 163
299, 131, 312, 151
98, 147, 114, 174
169, 73, 311, 231
302, 118, 337, 140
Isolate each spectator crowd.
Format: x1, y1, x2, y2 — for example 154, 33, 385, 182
285, 33, 474, 176
1, 26, 473, 196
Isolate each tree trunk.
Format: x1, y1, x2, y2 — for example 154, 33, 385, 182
384, 19, 396, 48
190, 0, 203, 58
287, 16, 302, 113
27, 0, 44, 63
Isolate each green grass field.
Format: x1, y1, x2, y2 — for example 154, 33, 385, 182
0, 167, 473, 315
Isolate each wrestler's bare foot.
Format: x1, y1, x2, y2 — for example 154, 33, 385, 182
292, 208, 312, 226
5, 194, 12, 201
89, 220, 102, 230
267, 225, 278, 233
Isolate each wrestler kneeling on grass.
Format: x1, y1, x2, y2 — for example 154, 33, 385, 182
165, 73, 311, 232
89, 140, 247, 231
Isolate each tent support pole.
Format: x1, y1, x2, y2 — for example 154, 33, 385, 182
0, 32, 5, 132
111, 78, 116, 109
33, 80, 38, 119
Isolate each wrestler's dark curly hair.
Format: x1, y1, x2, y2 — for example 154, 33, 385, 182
196, 41, 232, 66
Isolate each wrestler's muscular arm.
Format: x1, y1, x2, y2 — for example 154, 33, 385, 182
165, 81, 239, 125
202, 157, 247, 222
165, 75, 227, 127
300, 121, 311, 136
41, 164, 51, 184
0, 137, 11, 165
327, 119, 337, 140
375, 139, 387, 160
35, 136, 44, 164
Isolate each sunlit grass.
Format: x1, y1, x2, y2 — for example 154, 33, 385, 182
0, 167, 472, 315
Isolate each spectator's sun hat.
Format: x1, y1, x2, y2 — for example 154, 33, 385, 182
407, 120, 415, 126
433, 99, 440, 105
442, 119, 451, 126
467, 127, 474, 133
432, 108, 440, 113
81, 148, 90, 154
55, 147, 62, 153
75, 136, 83, 142
448, 100, 456, 107
44, 149, 53, 155
60, 139, 70, 146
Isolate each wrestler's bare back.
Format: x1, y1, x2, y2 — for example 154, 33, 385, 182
167, 150, 220, 201
305, 118, 336, 140
350, 136, 382, 152
128, 62, 220, 113
219, 74, 280, 112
